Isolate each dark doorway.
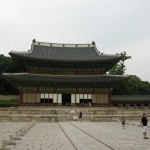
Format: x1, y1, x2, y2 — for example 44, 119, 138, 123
40, 98, 53, 104
62, 94, 71, 106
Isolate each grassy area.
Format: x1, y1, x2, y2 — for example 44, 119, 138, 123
0, 100, 19, 107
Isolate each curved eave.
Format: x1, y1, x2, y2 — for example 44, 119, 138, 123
2, 73, 129, 88
9, 51, 122, 63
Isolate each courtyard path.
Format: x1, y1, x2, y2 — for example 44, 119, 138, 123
0, 122, 150, 150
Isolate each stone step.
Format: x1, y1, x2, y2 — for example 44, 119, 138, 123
0, 114, 148, 122
0, 107, 149, 122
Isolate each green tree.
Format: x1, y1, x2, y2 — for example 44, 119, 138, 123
109, 51, 132, 75
109, 52, 150, 95
0, 54, 20, 94
112, 75, 150, 95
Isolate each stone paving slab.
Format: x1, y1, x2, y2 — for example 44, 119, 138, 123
59, 122, 112, 150
1, 122, 150, 150
70, 122, 150, 150
0, 122, 28, 140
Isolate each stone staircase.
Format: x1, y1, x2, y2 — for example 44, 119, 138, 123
0, 107, 149, 122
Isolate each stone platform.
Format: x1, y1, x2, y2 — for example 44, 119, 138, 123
1, 121, 150, 150
0, 107, 149, 122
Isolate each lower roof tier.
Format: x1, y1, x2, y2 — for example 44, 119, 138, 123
2, 73, 128, 88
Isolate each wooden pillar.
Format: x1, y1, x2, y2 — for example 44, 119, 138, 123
108, 88, 111, 107
20, 87, 23, 106
126, 103, 128, 109
134, 103, 136, 109
35, 87, 37, 105
141, 103, 143, 109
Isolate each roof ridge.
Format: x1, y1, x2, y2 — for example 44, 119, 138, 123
32, 39, 94, 48
2, 73, 28, 75
104, 74, 129, 77
2, 73, 128, 78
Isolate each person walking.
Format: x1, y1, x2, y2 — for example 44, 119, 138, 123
141, 113, 149, 139
79, 111, 83, 122
122, 116, 125, 129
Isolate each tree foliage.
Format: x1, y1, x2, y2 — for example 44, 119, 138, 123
112, 75, 150, 95
109, 51, 132, 75
0, 54, 20, 94
109, 51, 150, 95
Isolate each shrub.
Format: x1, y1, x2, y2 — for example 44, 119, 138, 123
0, 99, 19, 107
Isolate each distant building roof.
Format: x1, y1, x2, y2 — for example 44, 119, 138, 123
112, 95, 150, 102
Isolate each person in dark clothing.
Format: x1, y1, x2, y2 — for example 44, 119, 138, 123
141, 113, 149, 139
122, 116, 125, 129
79, 111, 83, 121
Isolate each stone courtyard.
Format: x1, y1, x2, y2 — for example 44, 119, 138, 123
1, 121, 150, 150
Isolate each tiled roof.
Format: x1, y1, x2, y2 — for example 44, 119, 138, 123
9, 40, 121, 62
2, 73, 128, 83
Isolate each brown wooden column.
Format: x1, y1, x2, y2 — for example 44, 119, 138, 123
108, 88, 111, 106
141, 103, 143, 109
134, 103, 136, 109
126, 103, 128, 109
20, 87, 23, 106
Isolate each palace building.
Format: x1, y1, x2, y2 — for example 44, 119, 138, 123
3, 40, 128, 106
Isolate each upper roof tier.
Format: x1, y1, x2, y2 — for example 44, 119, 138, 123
9, 40, 122, 62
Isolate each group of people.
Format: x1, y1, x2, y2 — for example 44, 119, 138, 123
122, 113, 149, 139
79, 111, 149, 139
80, 101, 92, 107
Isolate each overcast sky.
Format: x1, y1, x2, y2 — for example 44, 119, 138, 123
0, 0, 150, 82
